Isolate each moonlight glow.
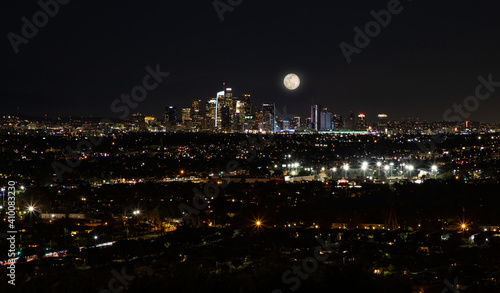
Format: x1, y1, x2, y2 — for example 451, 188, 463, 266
283, 73, 300, 90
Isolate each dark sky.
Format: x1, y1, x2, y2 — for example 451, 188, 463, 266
1, 0, 500, 123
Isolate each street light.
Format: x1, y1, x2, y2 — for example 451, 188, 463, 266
376, 162, 382, 177
407, 165, 414, 178
343, 164, 349, 178
361, 162, 368, 178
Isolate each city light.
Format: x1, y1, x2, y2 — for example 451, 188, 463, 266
361, 162, 368, 170
376, 162, 382, 167
431, 165, 438, 171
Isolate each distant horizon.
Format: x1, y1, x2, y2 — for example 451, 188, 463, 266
4, 111, 500, 125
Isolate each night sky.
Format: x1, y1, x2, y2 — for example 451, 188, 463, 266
1, 0, 500, 122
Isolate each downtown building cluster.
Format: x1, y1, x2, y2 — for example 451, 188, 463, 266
162, 86, 392, 134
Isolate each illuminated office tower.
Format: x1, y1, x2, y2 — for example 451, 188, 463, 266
311, 104, 321, 131
333, 114, 343, 130
233, 99, 246, 132
220, 105, 231, 131
215, 90, 225, 129
253, 107, 262, 131
282, 120, 290, 131
320, 108, 333, 130
377, 114, 388, 131
181, 108, 191, 121
356, 113, 367, 131
241, 94, 254, 131
262, 103, 276, 133
165, 106, 177, 125
305, 117, 312, 128
191, 99, 203, 130
206, 97, 217, 129
292, 116, 301, 129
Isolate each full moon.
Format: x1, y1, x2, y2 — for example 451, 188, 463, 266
284, 73, 300, 90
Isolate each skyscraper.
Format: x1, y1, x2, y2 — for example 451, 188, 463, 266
233, 99, 246, 132
333, 114, 343, 130
356, 114, 367, 131
262, 103, 276, 133
181, 108, 192, 123
320, 108, 333, 130
311, 104, 321, 131
345, 112, 355, 131
205, 97, 217, 130
215, 90, 224, 129
165, 106, 177, 125
191, 99, 203, 130
241, 94, 254, 131
377, 114, 388, 131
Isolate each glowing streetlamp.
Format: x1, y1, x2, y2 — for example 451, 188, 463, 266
407, 165, 414, 178
431, 165, 438, 178
343, 164, 349, 178
361, 162, 368, 178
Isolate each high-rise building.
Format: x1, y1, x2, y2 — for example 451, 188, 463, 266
345, 112, 355, 131
333, 114, 343, 130
165, 106, 177, 125
311, 105, 321, 131
191, 100, 203, 130
356, 113, 367, 131
282, 120, 290, 131
220, 105, 231, 131
262, 103, 276, 133
241, 94, 254, 131
181, 108, 191, 121
233, 99, 246, 132
306, 117, 312, 128
377, 114, 388, 131
215, 90, 225, 129
292, 116, 301, 129
320, 108, 333, 130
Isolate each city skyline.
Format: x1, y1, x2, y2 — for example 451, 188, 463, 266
2, 1, 500, 292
